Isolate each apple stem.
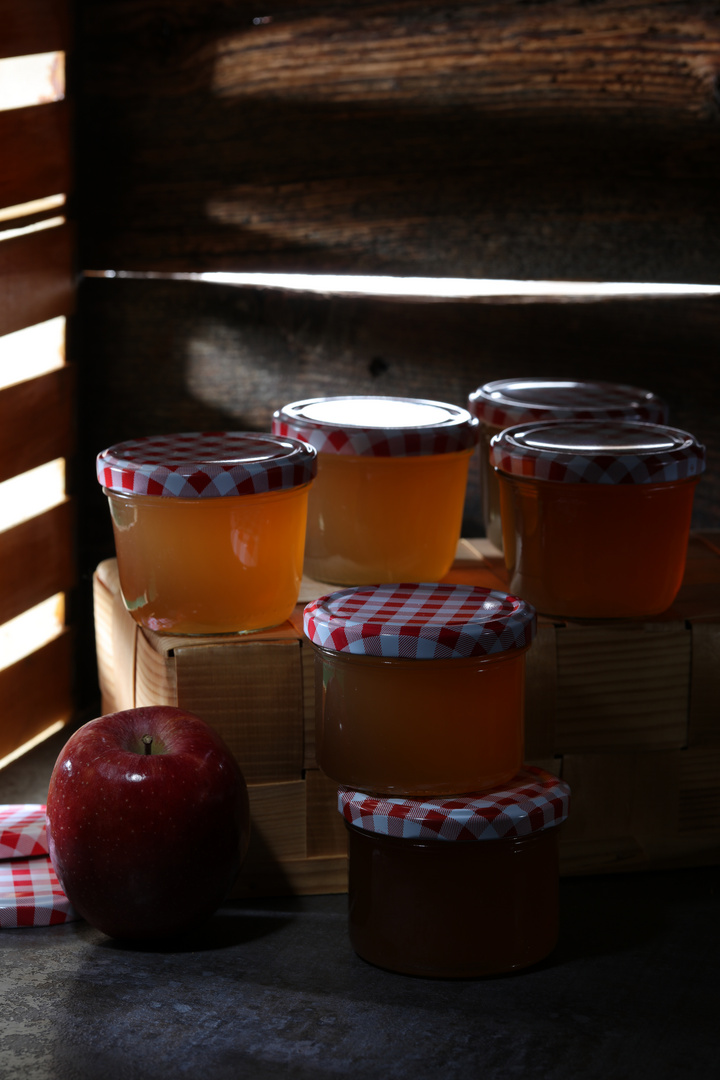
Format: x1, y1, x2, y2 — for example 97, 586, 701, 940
142, 735, 153, 755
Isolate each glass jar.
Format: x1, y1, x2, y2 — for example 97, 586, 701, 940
96, 432, 317, 634
468, 379, 668, 550
303, 582, 536, 796
490, 420, 705, 619
339, 767, 570, 978
273, 396, 478, 584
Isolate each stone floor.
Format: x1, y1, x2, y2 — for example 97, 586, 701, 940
1, 727, 719, 1080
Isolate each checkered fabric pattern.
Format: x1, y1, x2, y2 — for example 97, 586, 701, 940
304, 582, 536, 658
0, 857, 77, 928
272, 396, 479, 457
0, 806, 78, 928
338, 766, 570, 841
490, 420, 706, 484
97, 431, 317, 497
468, 379, 668, 429
0, 804, 48, 859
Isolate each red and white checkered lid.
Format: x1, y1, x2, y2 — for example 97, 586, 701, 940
97, 432, 317, 497
272, 396, 479, 457
303, 582, 536, 658
0, 804, 48, 859
468, 378, 668, 429
0, 805, 78, 928
338, 766, 570, 840
490, 420, 706, 484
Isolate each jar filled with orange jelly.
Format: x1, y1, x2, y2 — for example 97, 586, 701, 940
272, 396, 479, 584
96, 432, 317, 635
339, 766, 571, 978
303, 582, 536, 796
490, 420, 706, 619
468, 379, 668, 549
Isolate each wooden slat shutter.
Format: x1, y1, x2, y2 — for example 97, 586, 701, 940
0, 0, 74, 762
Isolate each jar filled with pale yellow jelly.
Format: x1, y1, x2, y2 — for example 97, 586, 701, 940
96, 432, 317, 635
490, 419, 705, 619
468, 379, 668, 550
304, 582, 536, 796
339, 767, 571, 978
272, 396, 479, 584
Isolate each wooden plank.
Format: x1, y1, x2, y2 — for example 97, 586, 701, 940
0, 630, 73, 762
174, 641, 305, 784
0, 499, 74, 625
524, 621, 558, 761
679, 746, 720, 833
0, 364, 75, 483
231, 854, 348, 899
78, 2, 720, 279
243, 780, 307, 864
555, 624, 692, 752
0, 0, 69, 59
0, 103, 71, 212
689, 621, 720, 746
305, 768, 347, 860
0, 224, 74, 337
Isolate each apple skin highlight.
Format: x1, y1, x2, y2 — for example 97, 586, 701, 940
46, 706, 250, 940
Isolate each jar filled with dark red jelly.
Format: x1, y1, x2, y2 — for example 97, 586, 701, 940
339, 766, 570, 978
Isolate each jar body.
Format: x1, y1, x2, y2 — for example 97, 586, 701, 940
478, 421, 504, 550
304, 449, 473, 585
346, 823, 560, 977
314, 645, 526, 796
106, 484, 310, 634
498, 472, 698, 618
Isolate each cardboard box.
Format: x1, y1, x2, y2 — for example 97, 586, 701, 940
94, 534, 720, 890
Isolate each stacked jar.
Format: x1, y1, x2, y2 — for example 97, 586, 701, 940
303, 581, 571, 978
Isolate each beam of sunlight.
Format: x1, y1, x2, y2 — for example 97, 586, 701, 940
0, 215, 65, 242
0, 52, 65, 111
0, 719, 66, 772
0, 195, 66, 223
0, 594, 65, 674
0, 318, 65, 390
0, 459, 66, 533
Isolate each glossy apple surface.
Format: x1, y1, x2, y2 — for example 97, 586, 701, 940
46, 706, 250, 940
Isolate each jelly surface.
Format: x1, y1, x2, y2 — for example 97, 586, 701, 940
108, 485, 310, 634
303, 449, 473, 585
315, 646, 526, 796
498, 474, 698, 618
346, 824, 560, 977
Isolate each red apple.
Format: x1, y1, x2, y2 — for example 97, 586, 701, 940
46, 706, 250, 940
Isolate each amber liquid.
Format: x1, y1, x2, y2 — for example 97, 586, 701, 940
303, 449, 473, 585
478, 421, 505, 550
498, 474, 698, 618
347, 824, 560, 977
108, 485, 310, 634
315, 647, 526, 796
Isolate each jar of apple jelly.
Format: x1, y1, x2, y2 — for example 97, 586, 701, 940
96, 432, 317, 635
303, 582, 536, 796
339, 765, 570, 977
468, 379, 668, 549
272, 396, 479, 584
490, 419, 705, 619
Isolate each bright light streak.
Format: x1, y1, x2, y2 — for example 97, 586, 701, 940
0, 52, 65, 111
0, 195, 66, 223
0, 594, 65, 673
0, 719, 66, 772
0, 459, 66, 533
0, 215, 65, 241
0, 318, 65, 390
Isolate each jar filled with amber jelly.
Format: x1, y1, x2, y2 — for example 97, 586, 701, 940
303, 582, 536, 796
96, 432, 317, 635
272, 396, 479, 584
490, 420, 705, 619
339, 766, 570, 978
468, 379, 668, 550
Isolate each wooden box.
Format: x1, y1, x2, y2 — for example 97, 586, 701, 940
94, 533, 720, 894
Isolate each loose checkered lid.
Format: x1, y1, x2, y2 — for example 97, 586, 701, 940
0, 806, 78, 928
272, 396, 479, 456
0, 804, 49, 859
97, 432, 317, 497
490, 420, 706, 484
303, 582, 536, 658
338, 766, 570, 840
468, 378, 668, 429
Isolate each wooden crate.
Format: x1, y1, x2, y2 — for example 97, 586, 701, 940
93, 534, 720, 892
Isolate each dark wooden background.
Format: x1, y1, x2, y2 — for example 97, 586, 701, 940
72, 0, 720, 693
